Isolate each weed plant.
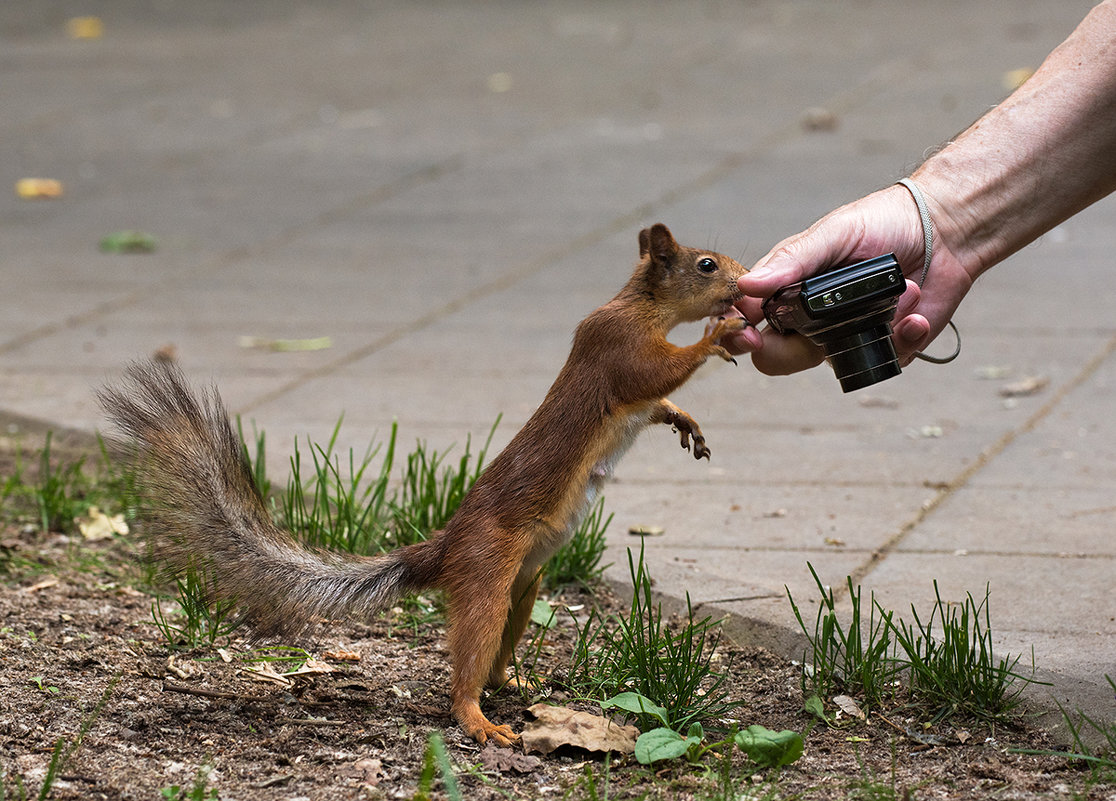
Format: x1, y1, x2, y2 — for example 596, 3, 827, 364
788, 563, 900, 709
150, 566, 241, 649
274, 418, 496, 555
790, 562, 1042, 725
565, 546, 742, 732
0, 433, 137, 537
890, 580, 1038, 723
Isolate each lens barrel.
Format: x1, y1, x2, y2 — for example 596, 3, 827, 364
818, 323, 901, 393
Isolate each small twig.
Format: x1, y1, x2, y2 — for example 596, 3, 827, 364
282, 717, 347, 727
162, 681, 266, 703
875, 712, 907, 735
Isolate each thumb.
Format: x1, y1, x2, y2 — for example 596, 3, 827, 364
739, 219, 861, 300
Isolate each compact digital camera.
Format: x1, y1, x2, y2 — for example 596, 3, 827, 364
762, 254, 905, 393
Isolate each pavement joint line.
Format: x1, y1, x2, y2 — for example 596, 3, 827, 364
0, 157, 465, 358
845, 329, 1116, 592
697, 593, 784, 605
233, 58, 916, 415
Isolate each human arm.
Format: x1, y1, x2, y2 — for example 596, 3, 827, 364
728, 0, 1116, 373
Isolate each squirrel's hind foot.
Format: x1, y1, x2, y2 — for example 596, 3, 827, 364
459, 709, 520, 748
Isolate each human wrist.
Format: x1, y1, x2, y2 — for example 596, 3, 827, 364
908, 155, 1003, 283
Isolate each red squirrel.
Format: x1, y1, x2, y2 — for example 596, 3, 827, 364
100, 223, 748, 746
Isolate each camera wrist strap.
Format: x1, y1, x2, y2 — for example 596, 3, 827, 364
895, 178, 961, 365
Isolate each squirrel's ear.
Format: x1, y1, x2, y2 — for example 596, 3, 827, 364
643, 223, 679, 266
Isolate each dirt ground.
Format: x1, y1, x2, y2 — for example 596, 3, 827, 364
1, 431, 1113, 800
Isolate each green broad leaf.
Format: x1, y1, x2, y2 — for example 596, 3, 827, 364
735, 725, 805, 768
804, 694, 828, 722
99, 230, 158, 253
601, 691, 671, 728
530, 598, 556, 628
634, 727, 689, 765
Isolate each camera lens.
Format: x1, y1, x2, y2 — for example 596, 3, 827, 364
818, 323, 901, 393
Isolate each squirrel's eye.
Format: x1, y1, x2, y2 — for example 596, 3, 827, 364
697, 257, 718, 273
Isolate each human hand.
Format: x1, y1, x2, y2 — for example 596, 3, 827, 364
724, 183, 973, 375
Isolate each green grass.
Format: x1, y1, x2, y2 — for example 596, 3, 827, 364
150, 565, 241, 649
564, 546, 742, 733
789, 562, 1042, 726
788, 563, 900, 711
0, 433, 136, 539
414, 732, 463, 801
890, 580, 1038, 723
265, 418, 497, 556
1012, 674, 1116, 779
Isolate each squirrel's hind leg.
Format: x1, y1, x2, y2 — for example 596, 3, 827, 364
485, 565, 543, 692
444, 538, 526, 747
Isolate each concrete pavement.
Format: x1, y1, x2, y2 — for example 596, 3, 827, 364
2, 0, 1113, 737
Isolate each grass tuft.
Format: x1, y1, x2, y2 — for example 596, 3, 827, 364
890, 580, 1038, 723
788, 563, 899, 710
565, 546, 742, 732
790, 562, 1043, 726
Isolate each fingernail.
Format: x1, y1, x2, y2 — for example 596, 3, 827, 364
747, 266, 772, 280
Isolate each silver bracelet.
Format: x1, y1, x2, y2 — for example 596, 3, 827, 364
895, 178, 961, 365
896, 178, 933, 286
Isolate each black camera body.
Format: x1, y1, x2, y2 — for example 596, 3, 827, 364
762, 254, 904, 393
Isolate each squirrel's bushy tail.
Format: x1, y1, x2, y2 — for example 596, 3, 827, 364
99, 359, 439, 640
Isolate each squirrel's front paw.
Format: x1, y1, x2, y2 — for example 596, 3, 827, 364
706, 317, 748, 363
668, 409, 710, 460
691, 436, 711, 460
712, 345, 738, 364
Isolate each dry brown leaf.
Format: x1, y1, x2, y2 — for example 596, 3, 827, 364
66, 17, 104, 39
323, 649, 361, 662
1002, 68, 1034, 91
240, 663, 294, 687
478, 743, 543, 774
166, 655, 199, 680
521, 704, 639, 756
26, 577, 60, 593
284, 658, 335, 678
999, 375, 1048, 397
833, 694, 866, 720
338, 757, 385, 787
801, 106, 838, 132
77, 506, 129, 540
15, 178, 63, 199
